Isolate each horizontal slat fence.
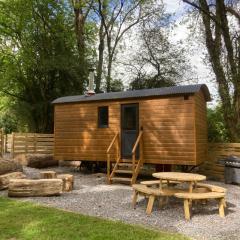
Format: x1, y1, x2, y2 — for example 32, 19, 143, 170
199, 143, 240, 181
2, 131, 239, 182
6, 133, 54, 157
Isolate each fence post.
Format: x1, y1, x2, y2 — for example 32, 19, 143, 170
0, 128, 3, 157
34, 133, 37, 154
11, 132, 15, 158
25, 133, 28, 154
2, 134, 6, 156
4, 134, 7, 154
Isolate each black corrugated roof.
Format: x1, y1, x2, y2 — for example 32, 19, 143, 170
52, 84, 211, 104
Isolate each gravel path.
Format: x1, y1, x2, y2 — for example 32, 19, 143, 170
1, 166, 240, 240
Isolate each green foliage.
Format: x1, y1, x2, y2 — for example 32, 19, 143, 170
130, 75, 175, 90
0, 197, 189, 240
0, 0, 201, 134
109, 79, 124, 92
0, 113, 18, 134
0, 0, 96, 133
207, 106, 230, 142
0, 96, 17, 133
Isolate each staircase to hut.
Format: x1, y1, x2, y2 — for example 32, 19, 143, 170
107, 131, 144, 185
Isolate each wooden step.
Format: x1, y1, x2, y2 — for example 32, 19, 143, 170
114, 169, 133, 174
121, 159, 139, 163
111, 177, 132, 183
117, 163, 133, 167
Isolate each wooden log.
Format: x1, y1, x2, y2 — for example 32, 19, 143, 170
8, 179, 63, 197
40, 171, 57, 179
59, 160, 81, 168
57, 174, 74, 192
0, 172, 26, 190
14, 154, 58, 168
0, 159, 23, 175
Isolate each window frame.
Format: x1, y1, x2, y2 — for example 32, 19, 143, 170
98, 106, 109, 128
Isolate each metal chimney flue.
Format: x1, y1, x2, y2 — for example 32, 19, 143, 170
86, 68, 95, 96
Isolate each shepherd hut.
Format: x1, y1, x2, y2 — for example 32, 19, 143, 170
52, 84, 211, 184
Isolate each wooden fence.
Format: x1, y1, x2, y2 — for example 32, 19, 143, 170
0, 129, 4, 157
5, 133, 54, 157
199, 143, 240, 181
1, 131, 239, 182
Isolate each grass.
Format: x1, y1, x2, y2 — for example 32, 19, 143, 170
0, 197, 190, 240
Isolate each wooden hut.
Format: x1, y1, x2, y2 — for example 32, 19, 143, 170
52, 84, 211, 184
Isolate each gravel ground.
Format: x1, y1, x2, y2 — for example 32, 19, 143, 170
1, 166, 240, 240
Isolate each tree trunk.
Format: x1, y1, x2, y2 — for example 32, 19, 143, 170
106, 55, 113, 92
40, 171, 57, 179
198, 0, 240, 141
96, 21, 105, 93
0, 172, 26, 190
96, 0, 107, 93
32, 101, 52, 133
57, 174, 74, 192
73, 2, 86, 93
14, 154, 58, 168
8, 179, 63, 197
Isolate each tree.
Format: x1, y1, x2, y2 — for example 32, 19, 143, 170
207, 106, 229, 142
0, 96, 18, 134
109, 78, 124, 92
71, 0, 94, 85
96, 0, 153, 92
183, 0, 240, 141
0, 0, 96, 132
95, 0, 107, 93
126, 6, 192, 89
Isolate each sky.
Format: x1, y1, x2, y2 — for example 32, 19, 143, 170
164, 0, 184, 14
115, 0, 218, 106
163, 0, 217, 106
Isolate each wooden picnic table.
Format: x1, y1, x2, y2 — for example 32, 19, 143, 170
152, 172, 206, 193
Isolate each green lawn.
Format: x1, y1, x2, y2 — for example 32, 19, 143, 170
0, 197, 190, 240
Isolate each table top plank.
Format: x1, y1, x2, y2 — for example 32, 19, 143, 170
152, 172, 206, 182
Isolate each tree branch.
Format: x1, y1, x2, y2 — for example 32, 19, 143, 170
183, 0, 218, 23
226, 6, 240, 25
0, 89, 27, 102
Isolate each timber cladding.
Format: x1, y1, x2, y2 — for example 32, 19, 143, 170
194, 91, 208, 165
54, 93, 207, 166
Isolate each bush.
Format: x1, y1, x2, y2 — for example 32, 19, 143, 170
207, 106, 230, 142
0, 112, 18, 134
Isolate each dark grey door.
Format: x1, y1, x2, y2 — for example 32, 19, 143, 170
121, 104, 139, 159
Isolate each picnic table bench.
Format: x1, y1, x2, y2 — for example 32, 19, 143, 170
175, 192, 226, 220
196, 183, 227, 193
132, 184, 187, 215
132, 172, 227, 219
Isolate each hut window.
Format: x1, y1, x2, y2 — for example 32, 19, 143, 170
98, 106, 109, 128
184, 95, 189, 100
